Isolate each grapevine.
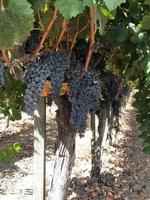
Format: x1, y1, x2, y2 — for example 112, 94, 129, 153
0, 0, 149, 153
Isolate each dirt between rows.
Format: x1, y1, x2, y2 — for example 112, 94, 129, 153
0, 99, 150, 200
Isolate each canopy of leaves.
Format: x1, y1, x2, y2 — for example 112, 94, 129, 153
103, 0, 150, 153
0, 0, 149, 153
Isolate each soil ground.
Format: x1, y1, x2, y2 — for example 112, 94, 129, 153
0, 98, 150, 200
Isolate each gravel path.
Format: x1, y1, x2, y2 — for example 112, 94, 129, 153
0, 98, 150, 200
68, 97, 150, 200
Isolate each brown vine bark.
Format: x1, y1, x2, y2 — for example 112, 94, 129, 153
69, 21, 90, 58
32, 8, 58, 59
1, 49, 11, 66
48, 96, 76, 200
91, 102, 108, 178
54, 20, 68, 50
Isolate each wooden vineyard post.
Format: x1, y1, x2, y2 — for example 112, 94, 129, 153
48, 97, 76, 200
33, 96, 46, 200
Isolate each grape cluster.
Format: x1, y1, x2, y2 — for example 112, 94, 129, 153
72, 40, 89, 64
67, 58, 101, 134
23, 52, 69, 115
24, 30, 40, 54
100, 71, 127, 117
23, 39, 103, 133
0, 59, 4, 86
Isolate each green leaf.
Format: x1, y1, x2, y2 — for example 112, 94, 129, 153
104, 25, 129, 43
0, 143, 21, 163
95, 5, 109, 34
0, 69, 24, 120
9, 108, 22, 121
13, 143, 22, 154
141, 15, 150, 30
83, 0, 95, 6
55, 0, 84, 19
144, 0, 150, 5
100, 6, 115, 20
143, 146, 150, 154
104, 0, 126, 12
0, 0, 35, 49
131, 31, 147, 43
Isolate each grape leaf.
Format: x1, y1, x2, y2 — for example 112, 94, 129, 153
104, 0, 126, 12
143, 146, 150, 154
95, 5, 109, 34
83, 0, 95, 6
55, 0, 84, 19
144, 0, 150, 5
0, 0, 35, 49
104, 25, 129, 43
100, 6, 115, 20
141, 15, 150, 30
13, 143, 22, 154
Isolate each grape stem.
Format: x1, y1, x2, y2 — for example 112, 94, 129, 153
1, 49, 18, 79
37, 11, 45, 31
32, 7, 58, 59
53, 20, 68, 51
69, 20, 90, 58
1, 49, 11, 66
84, 6, 95, 71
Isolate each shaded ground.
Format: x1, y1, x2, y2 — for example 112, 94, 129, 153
0, 98, 150, 200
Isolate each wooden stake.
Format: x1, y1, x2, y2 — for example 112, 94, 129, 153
33, 97, 46, 200
48, 97, 76, 200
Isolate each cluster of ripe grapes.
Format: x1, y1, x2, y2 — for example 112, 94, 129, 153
0, 35, 128, 134
101, 71, 130, 117
66, 57, 101, 134
23, 52, 69, 115
23, 35, 129, 133
23, 38, 104, 133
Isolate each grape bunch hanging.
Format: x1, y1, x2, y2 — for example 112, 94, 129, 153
23, 52, 69, 115
23, 46, 101, 134
66, 57, 101, 133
